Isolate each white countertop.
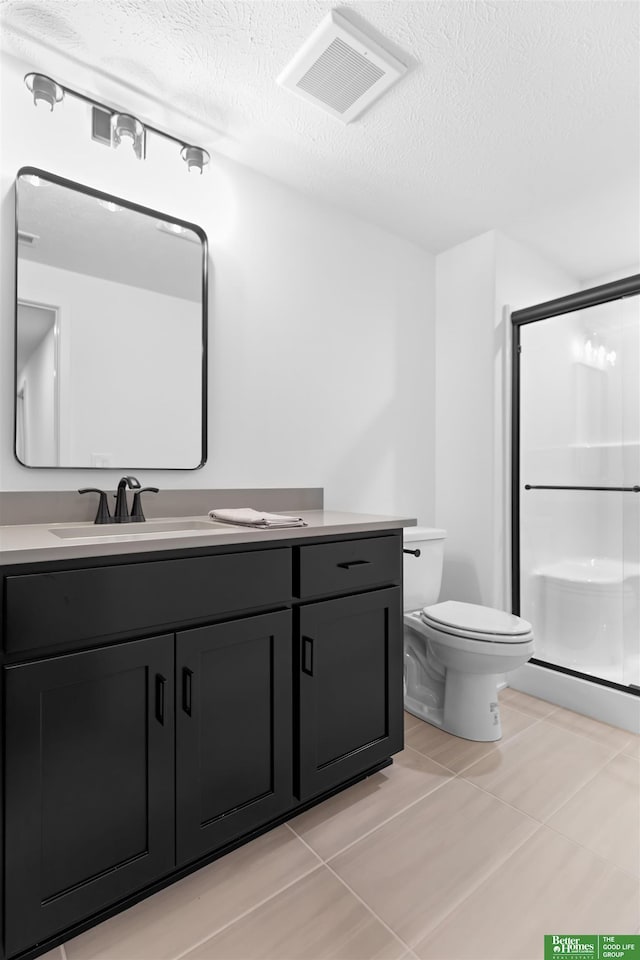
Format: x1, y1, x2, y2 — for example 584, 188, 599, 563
0, 510, 416, 566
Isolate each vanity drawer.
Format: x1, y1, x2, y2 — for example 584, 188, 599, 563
297, 535, 401, 599
4, 548, 292, 654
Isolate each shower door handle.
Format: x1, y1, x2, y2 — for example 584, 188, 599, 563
524, 484, 640, 493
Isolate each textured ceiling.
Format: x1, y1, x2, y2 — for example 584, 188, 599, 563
1, 0, 639, 276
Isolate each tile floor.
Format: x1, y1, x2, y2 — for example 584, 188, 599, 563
44, 689, 638, 960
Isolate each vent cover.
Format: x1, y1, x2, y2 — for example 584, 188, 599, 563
278, 10, 407, 123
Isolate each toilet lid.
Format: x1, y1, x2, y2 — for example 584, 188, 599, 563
421, 601, 532, 640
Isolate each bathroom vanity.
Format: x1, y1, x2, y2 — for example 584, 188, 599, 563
0, 511, 409, 959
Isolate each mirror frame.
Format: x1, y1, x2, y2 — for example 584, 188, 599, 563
14, 166, 208, 470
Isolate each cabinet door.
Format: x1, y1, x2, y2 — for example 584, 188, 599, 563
4, 634, 175, 957
176, 610, 292, 865
297, 588, 403, 800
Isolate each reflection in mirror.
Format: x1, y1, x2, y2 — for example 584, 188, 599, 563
15, 168, 207, 469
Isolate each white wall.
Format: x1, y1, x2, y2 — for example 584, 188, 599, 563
435, 230, 579, 609
581, 266, 640, 289
0, 52, 436, 522
434, 232, 497, 605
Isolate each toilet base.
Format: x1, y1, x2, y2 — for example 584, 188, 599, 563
404, 695, 444, 731
442, 670, 502, 741
405, 675, 502, 741
404, 615, 505, 742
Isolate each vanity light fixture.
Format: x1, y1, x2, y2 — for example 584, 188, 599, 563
111, 113, 146, 160
180, 145, 210, 175
25, 73, 64, 111
24, 72, 210, 174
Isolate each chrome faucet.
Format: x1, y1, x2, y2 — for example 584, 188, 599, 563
114, 475, 141, 523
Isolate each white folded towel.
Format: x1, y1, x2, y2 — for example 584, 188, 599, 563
208, 507, 308, 529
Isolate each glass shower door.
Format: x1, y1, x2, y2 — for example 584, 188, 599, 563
517, 293, 640, 689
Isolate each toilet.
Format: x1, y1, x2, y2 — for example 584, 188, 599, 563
403, 528, 535, 742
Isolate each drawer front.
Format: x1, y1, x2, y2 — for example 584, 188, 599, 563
4, 548, 292, 654
297, 535, 401, 599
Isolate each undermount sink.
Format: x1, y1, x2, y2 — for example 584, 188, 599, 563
50, 519, 222, 540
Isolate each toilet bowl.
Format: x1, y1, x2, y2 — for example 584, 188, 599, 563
403, 529, 535, 741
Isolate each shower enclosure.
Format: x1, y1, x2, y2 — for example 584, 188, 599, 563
512, 275, 640, 694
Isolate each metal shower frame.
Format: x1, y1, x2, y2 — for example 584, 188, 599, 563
510, 272, 640, 694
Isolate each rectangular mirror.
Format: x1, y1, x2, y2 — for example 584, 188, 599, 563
15, 167, 207, 469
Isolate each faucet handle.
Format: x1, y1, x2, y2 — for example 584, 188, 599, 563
79, 488, 112, 524
130, 487, 159, 522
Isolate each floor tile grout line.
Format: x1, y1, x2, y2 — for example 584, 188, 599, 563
65, 693, 634, 960
287, 826, 413, 956
598, 747, 640, 770
459, 730, 624, 827
442, 714, 546, 778
320, 858, 415, 956
291, 769, 456, 864
534, 742, 634, 825
170, 862, 324, 960
283, 821, 325, 865
404, 727, 510, 778
292, 770, 548, 955
542, 713, 635, 754
499, 699, 558, 722
403, 715, 422, 734
542, 816, 640, 881
504, 692, 639, 750
402, 743, 454, 773
400, 740, 461, 776
403, 820, 546, 955
457, 709, 625, 786
614, 735, 640, 759
451, 773, 546, 829
436, 822, 551, 954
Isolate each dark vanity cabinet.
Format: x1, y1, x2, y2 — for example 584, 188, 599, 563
4, 635, 175, 958
176, 610, 293, 864
0, 530, 403, 960
294, 535, 403, 799
297, 588, 402, 799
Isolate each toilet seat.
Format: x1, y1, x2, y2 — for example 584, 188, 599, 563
420, 600, 533, 644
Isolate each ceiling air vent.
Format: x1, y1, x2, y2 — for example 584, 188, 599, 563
278, 10, 407, 124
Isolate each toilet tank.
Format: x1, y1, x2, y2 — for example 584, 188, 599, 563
403, 527, 447, 612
